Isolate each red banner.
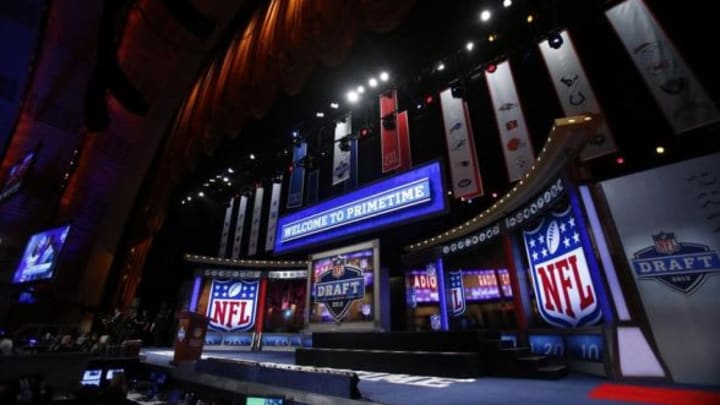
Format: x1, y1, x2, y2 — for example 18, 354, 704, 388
397, 110, 412, 171
380, 90, 400, 172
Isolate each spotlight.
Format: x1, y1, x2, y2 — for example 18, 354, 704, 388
198, 191, 204, 197
181, 200, 186, 205
228, 167, 235, 173
488, 34, 496, 43
503, 0, 512, 7
548, 32, 563, 49
436, 62, 445, 72
292, 130, 299, 138
203, 183, 209, 187
491, 192, 498, 199
486, 63, 497, 73
187, 196, 192, 201
330, 102, 339, 109
466, 41, 474, 52
416, 103, 423, 110
379, 71, 389, 82
249, 154, 255, 160
368, 78, 378, 88
357, 85, 365, 94
656, 145, 665, 154
616, 156, 625, 165
360, 127, 371, 138
424, 94, 434, 105
209, 178, 215, 183
447, 190, 452, 196
480, 10, 491, 22
346, 90, 359, 103
527, 14, 534, 23
316, 112, 325, 118
223, 177, 229, 182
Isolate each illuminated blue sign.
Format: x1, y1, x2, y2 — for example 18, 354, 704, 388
274, 161, 446, 253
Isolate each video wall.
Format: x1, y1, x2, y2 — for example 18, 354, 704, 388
307, 240, 381, 330
0, 151, 35, 204
13, 225, 71, 284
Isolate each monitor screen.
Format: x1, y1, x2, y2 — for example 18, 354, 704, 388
13, 225, 70, 284
80, 369, 102, 386
245, 396, 284, 405
105, 368, 125, 380
0, 151, 35, 204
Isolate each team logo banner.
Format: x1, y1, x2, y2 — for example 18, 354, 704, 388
538, 29, 617, 161
287, 141, 307, 208
231, 195, 248, 258
439, 88, 484, 199
218, 197, 235, 257
206, 279, 259, 332
380, 90, 401, 173
606, 0, 719, 133
447, 270, 466, 317
485, 60, 535, 182
332, 114, 352, 185
314, 256, 366, 321
397, 111, 413, 171
631, 232, 720, 294
523, 206, 602, 327
265, 179, 282, 252
247, 187, 264, 256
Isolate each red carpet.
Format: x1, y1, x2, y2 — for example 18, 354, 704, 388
589, 383, 720, 405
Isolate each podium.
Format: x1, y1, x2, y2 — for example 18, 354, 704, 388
172, 311, 209, 365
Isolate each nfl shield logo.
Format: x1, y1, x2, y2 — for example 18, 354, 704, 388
523, 206, 601, 328
332, 256, 346, 278
206, 279, 259, 332
448, 270, 466, 317
653, 232, 680, 255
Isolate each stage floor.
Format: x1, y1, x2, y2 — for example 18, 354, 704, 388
141, 348, 715, 405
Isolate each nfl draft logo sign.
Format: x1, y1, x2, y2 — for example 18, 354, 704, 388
631, 232, 720, 294
206, 279, 259, 332
523, 206, 601, 327
447, 271, 466, 317
314, 256, 365, 322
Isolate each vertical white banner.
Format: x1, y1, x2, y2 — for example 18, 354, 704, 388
606, 0, 719, 133
538, 30, 617, 161
247, 187, 264, 256
486, 60, 535, 182
265, 178, 283, 252
231, 195, 248, 259
332, 114, 352, 185
218, 197, 235, 257
439, 88, 483, 199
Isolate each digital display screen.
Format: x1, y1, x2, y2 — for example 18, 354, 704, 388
105, 369, 124, 380
80, 369, 102, 386
406, 270, 439, 303
0, 151, 35, 204
246, 397, 284, 405
406, 268, 512, 304
309, 246, 376, 324
13, 225, 71, 284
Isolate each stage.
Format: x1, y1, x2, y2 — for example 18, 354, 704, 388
139, 347, 720, 405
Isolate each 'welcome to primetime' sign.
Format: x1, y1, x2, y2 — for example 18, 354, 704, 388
274, 161, 446, 253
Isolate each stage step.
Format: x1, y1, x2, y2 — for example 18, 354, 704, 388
296, 347, 488, 378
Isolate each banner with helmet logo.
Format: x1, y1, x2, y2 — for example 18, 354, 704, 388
332, 114, 352, 186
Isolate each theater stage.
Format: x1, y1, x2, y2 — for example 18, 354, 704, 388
140, 348, 718, 405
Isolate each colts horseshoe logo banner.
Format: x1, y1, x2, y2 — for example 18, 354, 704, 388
206, 279, 259, 332
523, 205, 602, 327
439, 88, 484, 199
606, 0, 719, 133
314, 256, 366, 322
538, 29, 617, 161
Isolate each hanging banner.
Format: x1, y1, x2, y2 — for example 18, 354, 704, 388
265, 179, 283, 252
306, 169, 320, 205
218, 197, 235, 257
247, 187, 264, 256
606, 0, 719, 133
231, 195, 248, 259
600, 153, 720, 385
332, 114, 352, 185
439, 88, 484, 199
380, 90, 401, 172
447, 270, 466, 317
287, 141, 306, 208
522, 205, 602, 328
397, 111, 412, 171
485, 60, 535, 182
347, 136, 359, 191
538, 29, 617, 161
206, 279, 259, 332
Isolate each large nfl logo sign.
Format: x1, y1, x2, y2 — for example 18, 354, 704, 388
206, 279, 259, 332
523, 206, 602, 328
